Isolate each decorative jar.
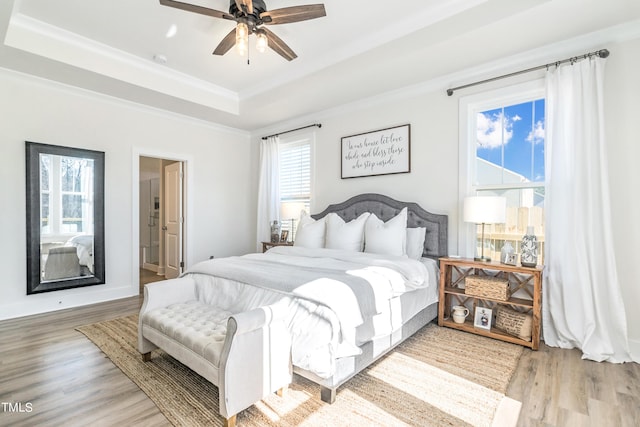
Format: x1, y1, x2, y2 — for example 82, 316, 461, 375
520, 226, 538, 267
270, 220, 281, 243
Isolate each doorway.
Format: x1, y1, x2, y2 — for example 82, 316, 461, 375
139, 156, 184, 293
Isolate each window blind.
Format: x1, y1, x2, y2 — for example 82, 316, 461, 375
279, 139, 310, 205
279, 138, 311, 237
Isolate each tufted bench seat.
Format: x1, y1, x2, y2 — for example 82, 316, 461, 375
143, 302, 232, 367
138, 277, 292, 427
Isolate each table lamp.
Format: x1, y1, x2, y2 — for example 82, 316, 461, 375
463, 196, 506, 262
280, 202, 306, 242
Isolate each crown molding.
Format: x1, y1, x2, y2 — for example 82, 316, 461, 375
4, 13, 240, 115
264, 19, 640, 130
238, 0, 487, 101
0, 65, 250, 137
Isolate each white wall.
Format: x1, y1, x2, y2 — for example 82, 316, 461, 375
0, 69, 252, 320
311, 92, 460, 252
605, 38, 640, 358
254, 37, 640, 358
1, 34, 637, 358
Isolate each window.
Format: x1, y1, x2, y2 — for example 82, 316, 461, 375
279, 132, 313, 239
40, 154, 94, 237
459, 80, 546, 263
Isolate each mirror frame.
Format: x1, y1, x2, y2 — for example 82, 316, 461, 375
26, 141, 105, 294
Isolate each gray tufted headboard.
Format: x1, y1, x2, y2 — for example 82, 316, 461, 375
311, 193, 448, 259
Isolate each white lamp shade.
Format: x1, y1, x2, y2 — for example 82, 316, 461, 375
463, 196, 506, 224
280, 202, 306, 220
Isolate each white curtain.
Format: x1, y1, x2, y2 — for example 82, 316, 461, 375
256, 136, 280, 251
543, 56, 631, 362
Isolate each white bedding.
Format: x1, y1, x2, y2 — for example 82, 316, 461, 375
184, 246, 438, 378
65, 234, 94, 272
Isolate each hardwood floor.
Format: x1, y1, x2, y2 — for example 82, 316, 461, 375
1, 297, 638, 426
0, 296, 169, 427
139, 268, 166, 294
507, 344, 640, 426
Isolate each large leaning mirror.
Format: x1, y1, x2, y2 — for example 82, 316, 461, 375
26, 142, 105, 294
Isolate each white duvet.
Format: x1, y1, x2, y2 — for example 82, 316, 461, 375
184, 246, 438, 378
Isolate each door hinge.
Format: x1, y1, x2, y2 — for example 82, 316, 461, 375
180, 261, 184, 268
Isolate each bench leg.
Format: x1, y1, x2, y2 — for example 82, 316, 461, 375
142, 352, 152, 362
320, 386, 336, 404
223, 414, 237, 427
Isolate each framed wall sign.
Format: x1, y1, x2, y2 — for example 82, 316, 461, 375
341, 124, 410, 179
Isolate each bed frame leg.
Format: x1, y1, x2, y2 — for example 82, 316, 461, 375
320, 386, 336, 404
223, 415, 237, 427
142, 352, 151, 362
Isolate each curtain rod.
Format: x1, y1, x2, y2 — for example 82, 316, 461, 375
446, 48, 609, 96
261, 123, 322, 140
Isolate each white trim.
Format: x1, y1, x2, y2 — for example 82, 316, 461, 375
132, 147, 194, 294
5, 13, 239, 114
251, 20, 640, 136
238, 0, 487, 100
0, 287, 134, 321
309, 131, 317, 213
457, 79, 545, 258
0, 66, 249, 138
142, 262, 159, 273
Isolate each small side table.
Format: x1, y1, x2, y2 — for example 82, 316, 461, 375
438, 257, 543, 350
261, 241, 293, 253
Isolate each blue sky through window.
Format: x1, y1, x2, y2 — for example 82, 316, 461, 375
476, 99, 545, 183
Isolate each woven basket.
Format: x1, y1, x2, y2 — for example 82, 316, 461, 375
465, 275, 511, 301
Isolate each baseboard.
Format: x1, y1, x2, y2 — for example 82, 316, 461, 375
0, 285, 137, 321
142, 262, 159, 273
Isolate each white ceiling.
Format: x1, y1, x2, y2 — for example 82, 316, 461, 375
1, 0, 639, 131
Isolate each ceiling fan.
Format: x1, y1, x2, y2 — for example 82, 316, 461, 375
159, 0, 327, 61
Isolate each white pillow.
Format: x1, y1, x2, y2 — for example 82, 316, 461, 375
294, 212, 326, 248
406, 227, 427, 260
364, 208, 408, 257
325, 212, 370, 251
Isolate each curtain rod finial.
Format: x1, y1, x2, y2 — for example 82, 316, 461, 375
598, 49, 610, 58
446, 89, 454, 96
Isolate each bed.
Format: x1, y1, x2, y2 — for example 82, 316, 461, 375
182, 193, 448, 403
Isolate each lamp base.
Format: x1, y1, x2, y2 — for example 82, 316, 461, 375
474, 256, 491, 263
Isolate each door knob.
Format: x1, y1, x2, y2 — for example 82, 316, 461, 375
162, 226, 168, 231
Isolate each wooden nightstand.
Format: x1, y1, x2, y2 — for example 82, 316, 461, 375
261, 241, 293, 253
438, 257, 543, 350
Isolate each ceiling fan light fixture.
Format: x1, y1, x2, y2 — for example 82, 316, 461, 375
160, 0, 327, 61
256, 31, 268, 53
235, 22, 249, 56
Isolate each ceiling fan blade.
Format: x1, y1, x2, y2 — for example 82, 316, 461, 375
262, 28, 297, 61
235, 0, 254, 14
212, 28, 237, 56
159, 0, 233, 20
261, 4, 326, 25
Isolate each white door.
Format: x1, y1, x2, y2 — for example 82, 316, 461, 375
164, 161, 183, 279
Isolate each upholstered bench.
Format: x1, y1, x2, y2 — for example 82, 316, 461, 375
138, 277, 292, 427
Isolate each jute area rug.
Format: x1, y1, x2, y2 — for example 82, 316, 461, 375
77, 315, 523, 427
